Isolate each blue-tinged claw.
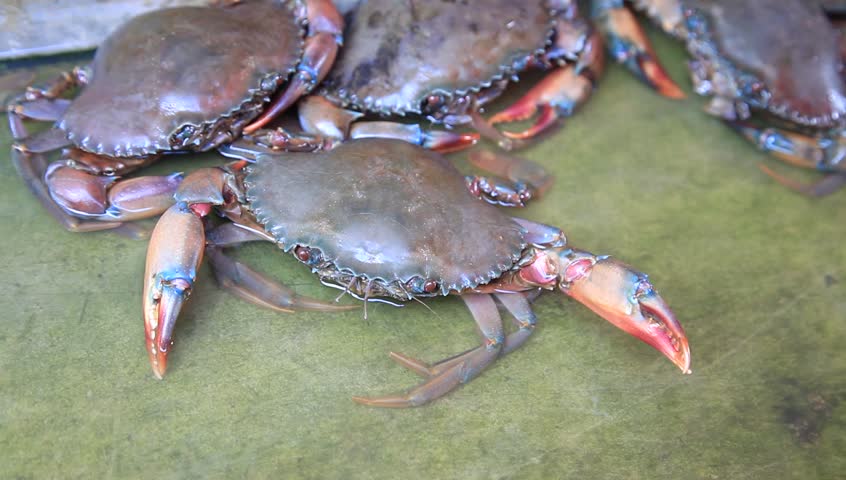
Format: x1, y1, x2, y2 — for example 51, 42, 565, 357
593, 2, 686, 99
143, 203, 206, 378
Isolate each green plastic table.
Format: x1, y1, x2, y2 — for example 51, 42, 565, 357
2, 30, 844, 479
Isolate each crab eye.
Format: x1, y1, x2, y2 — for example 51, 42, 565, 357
423, 280, 439, 293
424, 94, 445, 112
172, 125, 196, 145
294, 246, 311, 262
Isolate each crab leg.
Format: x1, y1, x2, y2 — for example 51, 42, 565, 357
12, 126, 71, 152
11, 149, 117, 233
290, 96, 479, 153
205, 231, 357, 314
757, 166, 846, 198
487, 30, 606, 140
464, 149, 555, 207
464, 175, 534, 208
45, 162, 181, 222
348, 122, 479, 154
591, 0, 685, 99
9, 98, 70, 124
353, 294, 505, 408
7, 66, 88, 139
390, 292, 537, 379
12, 149, 179, 235
244, 0, 344, 133
729, 121, 846, 196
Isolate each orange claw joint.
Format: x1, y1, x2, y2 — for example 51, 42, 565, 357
593, 2, 685, 99
555, 249, 691, 374
143, 203, 207, 378
244, 0, 343, 134
487, 32, 604, 141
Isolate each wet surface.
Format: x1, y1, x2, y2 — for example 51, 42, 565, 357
1, 27, 844, 479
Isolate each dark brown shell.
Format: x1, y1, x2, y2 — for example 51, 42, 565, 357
60, 1, 304, 157
244, 139, 527, 294
689, 0, 846, 126
319, 0, 553, 115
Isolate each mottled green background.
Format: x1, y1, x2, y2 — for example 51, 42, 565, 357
1, 29, 844, 479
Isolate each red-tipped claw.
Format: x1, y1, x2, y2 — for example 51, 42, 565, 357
596, 6, 685, 99
143, 203, 206, 378
423, 131, 480, 153
558, 250, 691, 374
488, 65, 592, 141
244, 0, 343, 134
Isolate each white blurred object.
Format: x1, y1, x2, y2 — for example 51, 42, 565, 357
0, 0, 207, 60
0, 0, 365, 61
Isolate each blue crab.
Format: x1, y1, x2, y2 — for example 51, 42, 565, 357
7, 0, 343, 234
143, 139, 691, 407
244, 0, 605, 153
594, 0, 846, 195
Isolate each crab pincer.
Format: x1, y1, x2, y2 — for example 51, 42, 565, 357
487, 29, 608, 140
591, 0, 685, 99
555, 251, 690, 373
143, 203, 205, 378
243, 0, 344, 133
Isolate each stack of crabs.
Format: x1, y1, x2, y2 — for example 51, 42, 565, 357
8, 0, 845, 407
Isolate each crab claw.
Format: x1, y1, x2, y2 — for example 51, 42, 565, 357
143, 203, 205, 379
558, 250, 691, 374
594, 5, 685, 99
488, 62, 593, 141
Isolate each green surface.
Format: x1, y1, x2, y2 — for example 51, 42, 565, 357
2, 31, 845, 479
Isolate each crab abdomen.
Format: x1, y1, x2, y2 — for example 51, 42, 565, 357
245, 139, 526, 294
689, 0, 846, 126
60, 1, 304, 157
320, 0, 552, 115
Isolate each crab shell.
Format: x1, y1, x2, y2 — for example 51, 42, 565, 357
318, 0, 557, 118
685, 0, 846, 127
244, 139, 527, 296
59, 0, 305, 157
